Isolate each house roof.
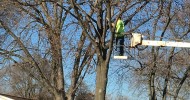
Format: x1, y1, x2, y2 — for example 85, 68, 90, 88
0, 93, 34, 100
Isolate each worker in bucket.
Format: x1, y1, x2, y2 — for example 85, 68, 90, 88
115, 16, 125, 56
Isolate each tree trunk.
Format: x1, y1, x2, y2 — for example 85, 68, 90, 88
67, 94, 74, 100
54, 92, 64, 100
162, 77, 168, 100
149, 72, 156, 100
95, 57, 109, 100
67, 78, 76, 100
66, 33, 89, 100
49, 30, 65, 100
149, 47, 157, 100
162, 48, 174, 100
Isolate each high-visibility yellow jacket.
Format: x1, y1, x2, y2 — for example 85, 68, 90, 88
116, 19, 124, 37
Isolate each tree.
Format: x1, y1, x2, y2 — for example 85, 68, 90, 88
75, 82, 94, 100
0, 0, 94, 100
68, 0, 156, 100
126, 1, 190, 100
0, 0, 66, 99
7, 56, 53, 99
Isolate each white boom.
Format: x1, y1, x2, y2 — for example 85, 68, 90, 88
131, 33, 190, 48
113, 33, 190, 60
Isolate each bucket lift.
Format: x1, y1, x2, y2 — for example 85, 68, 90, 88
113, 33, 190, 59
113, 34, 131, 59
130, 33, 190, 48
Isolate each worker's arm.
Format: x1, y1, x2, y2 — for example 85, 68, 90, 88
116, 20, 121, 33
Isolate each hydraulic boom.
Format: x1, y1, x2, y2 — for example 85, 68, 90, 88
131, 33, 190, 48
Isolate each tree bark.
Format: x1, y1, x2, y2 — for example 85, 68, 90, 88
162, 48, 174, 100
149, 47, 157, 100
95, 57, 109, 100
48, 30, 65, 100
149, 72, 156, 100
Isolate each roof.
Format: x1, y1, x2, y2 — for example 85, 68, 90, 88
0, 93, 35, 100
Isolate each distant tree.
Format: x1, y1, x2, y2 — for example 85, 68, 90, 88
7, 55, 53, 99
75, 82, 94, 100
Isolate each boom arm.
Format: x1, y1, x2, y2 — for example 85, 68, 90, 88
131, 33, 190, 48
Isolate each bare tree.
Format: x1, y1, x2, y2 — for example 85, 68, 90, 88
0, 0, 95, 100
0, 0, 66, 99
7, 55, 53, 99
127, 1, 190, 100
68, 0, 156, 100
75, 82, 94, 100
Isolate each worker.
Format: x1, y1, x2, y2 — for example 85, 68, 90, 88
115, 16, 125, 56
